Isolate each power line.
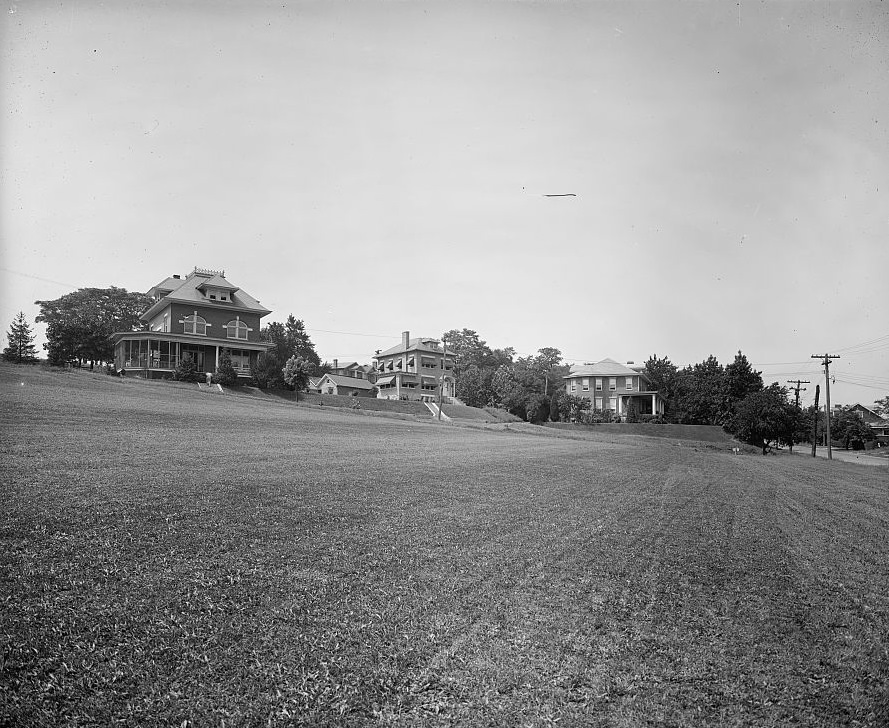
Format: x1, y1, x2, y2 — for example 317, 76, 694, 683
828, 333, 889, 354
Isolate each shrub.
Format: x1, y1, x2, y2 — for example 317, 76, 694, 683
212, 353, 239, 387
172, 354, 202, 383
625, 401, 639, 423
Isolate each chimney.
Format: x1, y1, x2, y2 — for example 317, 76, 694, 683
626, 361, 634, 365
402, 331, 410, 349
333, 358, 338, 371
173, 274, 181, 279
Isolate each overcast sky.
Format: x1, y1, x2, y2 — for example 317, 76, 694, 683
2, 0, 887, 406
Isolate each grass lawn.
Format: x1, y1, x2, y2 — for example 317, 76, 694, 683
1, 363, 887, 726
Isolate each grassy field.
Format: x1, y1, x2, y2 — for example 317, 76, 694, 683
1, 363, 887, 727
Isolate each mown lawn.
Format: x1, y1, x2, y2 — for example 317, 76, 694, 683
1, 364, 887, 726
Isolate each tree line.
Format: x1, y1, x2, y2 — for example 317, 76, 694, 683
3, 290, 886, 452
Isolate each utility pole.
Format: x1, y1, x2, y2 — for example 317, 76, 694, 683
811, 354, 840, 460
786, 379, 810, 409
811, 384, 820, 457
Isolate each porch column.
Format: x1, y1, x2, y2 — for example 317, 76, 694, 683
652, 393, 656, 414
215, 345, 220, 370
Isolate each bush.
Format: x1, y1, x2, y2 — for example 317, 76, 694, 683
212, 353, 239, 387
172, 354, 202, 383
625, 401, 639, 423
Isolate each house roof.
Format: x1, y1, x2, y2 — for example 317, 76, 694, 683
320, 374, 375, 390
375, 337, 448, 358
564, 358, 650, 381
849, 403, 889, 425
141, 269, 271, 321
197, 273, 239, 291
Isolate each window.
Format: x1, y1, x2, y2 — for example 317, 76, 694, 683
626, 377, 633, 391
607, 397, 615, 411
582, 377, 590, 392
609, 377, 616, 391
595, 378, 602, 391
570, 381, 576, 392
182, 313, 207, 335
225, 319, 248, 340
595, 397, 603, 410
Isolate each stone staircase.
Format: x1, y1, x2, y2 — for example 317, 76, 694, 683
424, 402, 451, 421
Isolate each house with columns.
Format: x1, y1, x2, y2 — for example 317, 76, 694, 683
563, 358, 666, 417
111, 267, 274, 380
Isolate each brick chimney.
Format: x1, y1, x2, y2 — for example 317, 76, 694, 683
402, 331, 410, 349
333, 358, 338, 372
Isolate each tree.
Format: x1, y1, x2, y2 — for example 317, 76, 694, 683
282, 355, 312, 398
562, 394, 591, 423
2, 312, 39, 363
36, 287, 151, 366
212, 352, 239, 387
455, 363, 485, 407
720, 350, 763, 429
490, 364, 527, 418
673, 356, 724, 425
625, 399, 639, 423
549, 389, 564, 422
173, 353, 202, 383
733, 383, 795, 454
525, 394, 550, 424
259, 315, 320, 388
831, 407, 876, 450
873, 396, 889, 419
644, 355, 679, 421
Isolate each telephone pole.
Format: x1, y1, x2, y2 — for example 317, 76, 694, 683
811, 354, 840, 460
811, 384, 820, 457
786, 379, 810, 408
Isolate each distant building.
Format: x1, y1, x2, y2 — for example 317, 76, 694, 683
848, 403, 889, 444
563, 358, 666, 416
111, 267, 273, 379
372, 331, 455, 402
328, 359, 375, 381
316, 373, 376, 397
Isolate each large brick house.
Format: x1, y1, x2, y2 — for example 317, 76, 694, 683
111, 267, 274, 379
563, 358, 666, 417
373, 331, 455, 402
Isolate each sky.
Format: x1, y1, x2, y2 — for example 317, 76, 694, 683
2, 0, 887, 408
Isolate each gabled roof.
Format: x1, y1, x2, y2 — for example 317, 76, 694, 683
564, 358, 649, 380
319, 373, 375, 390
375, 337, 446, 358
141, 269, 271, 321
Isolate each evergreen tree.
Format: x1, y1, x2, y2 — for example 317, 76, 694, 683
212, 352, 239, 386
2, 312, 39, 363
173, 354, 202, 383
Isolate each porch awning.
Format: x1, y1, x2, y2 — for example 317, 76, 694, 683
376, 375, 395, 386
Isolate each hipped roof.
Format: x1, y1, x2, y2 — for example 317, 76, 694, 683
142, 269, 271, 321
564, 358, 650, 381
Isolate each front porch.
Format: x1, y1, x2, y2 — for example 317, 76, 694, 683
113, 336, 268, 379
617, 391, 666, 417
